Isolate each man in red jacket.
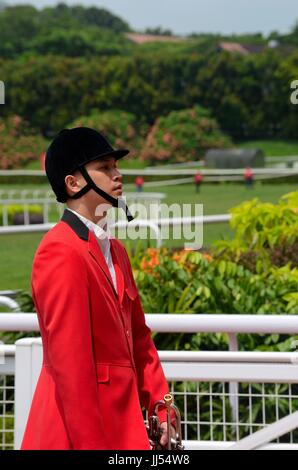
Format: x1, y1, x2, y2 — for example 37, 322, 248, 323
21, 127, 175, 450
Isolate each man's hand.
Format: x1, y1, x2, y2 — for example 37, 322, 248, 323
159, 421, 176, 448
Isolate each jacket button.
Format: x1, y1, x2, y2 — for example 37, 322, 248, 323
126, 330, 130, 336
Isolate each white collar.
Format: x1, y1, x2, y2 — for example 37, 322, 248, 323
66, 208, 111, 242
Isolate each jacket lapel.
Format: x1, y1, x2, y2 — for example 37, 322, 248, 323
111, 242, 125, 305
88, 231, 119, 298
61, 208, 119, 298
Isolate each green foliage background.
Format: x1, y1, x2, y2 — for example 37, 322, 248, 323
0, 4, 297, 140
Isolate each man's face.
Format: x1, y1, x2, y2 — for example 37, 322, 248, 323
65, 156, 123, 210
85, 156, 123, 198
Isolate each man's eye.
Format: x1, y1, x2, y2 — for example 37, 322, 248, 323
98, 163, 116, 171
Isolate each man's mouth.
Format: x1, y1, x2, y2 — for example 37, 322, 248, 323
114, 185, 123, 194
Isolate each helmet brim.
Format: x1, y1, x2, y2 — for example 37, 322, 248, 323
77, 148, 129, 168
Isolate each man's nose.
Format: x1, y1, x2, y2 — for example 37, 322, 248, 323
113, 168, 122, 181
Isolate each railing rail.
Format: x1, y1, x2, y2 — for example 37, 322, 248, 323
1, 312, 297, 334
1, 168, 298, 176
1, 314, 298, 450
3, 339, 298, 451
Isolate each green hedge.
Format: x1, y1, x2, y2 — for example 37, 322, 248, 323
0, 204, 43, 225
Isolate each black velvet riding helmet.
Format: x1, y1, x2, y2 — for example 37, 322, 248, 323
45, 127, 134, 221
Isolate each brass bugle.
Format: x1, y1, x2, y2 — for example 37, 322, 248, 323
146, 393, 184, 450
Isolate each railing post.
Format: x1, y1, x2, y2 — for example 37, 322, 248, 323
43, 202, 49, 224
228, 333, 240, 438
14, 338, 42, 450
3, 205, 8, 226
229, 411, 298, 450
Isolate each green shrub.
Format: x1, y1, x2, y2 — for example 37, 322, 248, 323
134, 248, 298, 318
0, 204, 43, 225
68, 109, 145, 159
141, 106, 232, 164
0, 115, 46, 169
213, 191, 298, 272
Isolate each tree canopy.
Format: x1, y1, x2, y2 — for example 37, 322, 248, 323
0, 4, 297, 141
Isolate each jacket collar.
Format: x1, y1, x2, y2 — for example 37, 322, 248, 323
60, 208, 124, 303
61, 208, 89, 240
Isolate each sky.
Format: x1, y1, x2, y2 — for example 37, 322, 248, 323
3, 0, 298, 36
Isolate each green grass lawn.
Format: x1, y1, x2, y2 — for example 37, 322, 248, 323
0, 233, 44, 292
145, 181, 296, 213
238, 140, 298, 157
0, 181, 297, 292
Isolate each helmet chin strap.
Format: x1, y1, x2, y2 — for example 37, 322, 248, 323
68, 166, 134, 222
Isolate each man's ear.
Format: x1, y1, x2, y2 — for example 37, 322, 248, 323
64, 172, 81, 197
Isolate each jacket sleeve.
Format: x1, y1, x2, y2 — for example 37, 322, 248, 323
122, 248, 176, 426
31, 241, 107, 450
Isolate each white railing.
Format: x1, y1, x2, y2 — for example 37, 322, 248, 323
0, 223, 54, 235
0, 198, 63, 225
1, 168, 298, 176
1, 167, 298, 188
1, 314, 298, 449
0, 190, 54, 200
0, 297, 20, 312
1, 312, 298, 352
229, 411, 298, 450
1, 312, 298, 333
0, 190, 165, 202
0, 192, 166, 227
0, 214, 230, 249
0, 220, 164, 247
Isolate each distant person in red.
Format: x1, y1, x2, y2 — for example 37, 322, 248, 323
194, 171, 203, 193
244, 166, 254, 188
40, 151, 46, 171
135, 175, 144, 193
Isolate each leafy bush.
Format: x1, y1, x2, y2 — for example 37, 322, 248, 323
2, 49, 297, 138
0, 115, 46, 169
27, 27, 133, 57
125, 192, 298, 364
214, 191, 298, 272
68, 110, 145, 158
0, 4, 130, 58
128, 230, 298, 354
133, 248, 298, 318
141, 106, 232, 164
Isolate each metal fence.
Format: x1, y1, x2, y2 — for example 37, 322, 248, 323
0, 375, 14, 450
0, 344, 15, 450
167, 381, 298, 445
0, 213, 229, 250
0, 191, 166, 227
0, 197, 63, 225
1, 314, 298, 450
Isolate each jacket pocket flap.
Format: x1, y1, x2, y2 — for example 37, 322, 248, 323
125, 286, 138, 301
96, 364, 110, 383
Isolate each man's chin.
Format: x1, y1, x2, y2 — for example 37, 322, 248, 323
114, 189, 123, 196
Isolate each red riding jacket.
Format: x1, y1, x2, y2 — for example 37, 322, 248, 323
21, 209, 171, 450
